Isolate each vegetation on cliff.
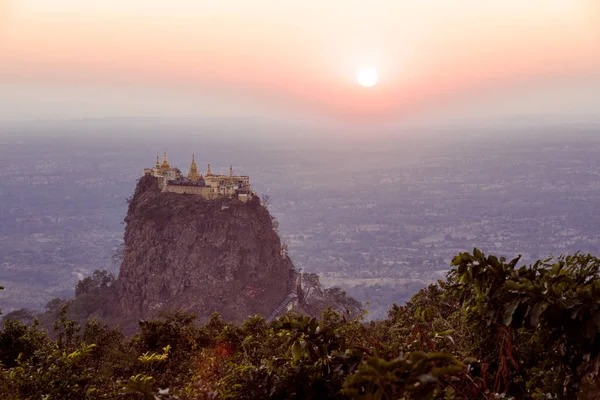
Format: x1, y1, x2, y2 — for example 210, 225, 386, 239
2, 249, 600, 399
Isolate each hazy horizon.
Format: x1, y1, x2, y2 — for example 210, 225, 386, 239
1, 1, 599, 126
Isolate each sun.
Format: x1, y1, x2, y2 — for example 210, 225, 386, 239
357, 68, 378, 87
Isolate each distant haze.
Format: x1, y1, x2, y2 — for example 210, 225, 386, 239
1, 1, 599, 125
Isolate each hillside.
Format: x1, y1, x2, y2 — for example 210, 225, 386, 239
107, 175, 296, 326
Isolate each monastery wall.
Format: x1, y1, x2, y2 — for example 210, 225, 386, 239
145, 153, 253, 202
165, 185, 218, 198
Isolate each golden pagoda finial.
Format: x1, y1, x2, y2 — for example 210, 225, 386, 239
188, 154, 200, 182
161, 152, 171, 170
230, 165, 233, 177
207, 163, 212, 176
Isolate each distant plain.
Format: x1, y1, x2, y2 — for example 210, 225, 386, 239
1, 119, 599, 319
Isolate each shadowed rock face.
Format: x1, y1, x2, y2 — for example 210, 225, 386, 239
113, 175, 295, 324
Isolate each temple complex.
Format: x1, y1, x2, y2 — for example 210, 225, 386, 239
143, 153, 254, 202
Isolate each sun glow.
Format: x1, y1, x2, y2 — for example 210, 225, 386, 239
357, 68, 378, 87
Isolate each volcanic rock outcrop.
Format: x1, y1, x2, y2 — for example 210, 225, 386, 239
111, 175, 295, 324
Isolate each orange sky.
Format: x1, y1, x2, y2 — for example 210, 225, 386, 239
1, 1, 599, 121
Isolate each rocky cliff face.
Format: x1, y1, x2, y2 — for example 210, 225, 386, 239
112, 175, 295, 324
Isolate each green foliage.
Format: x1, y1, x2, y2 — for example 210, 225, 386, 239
75, 269, 115, 298
123, 374, 157, 399
0, 318, 50, 368
448, 249, 600, 397
343, 352, 463, 400
139, 345, 171, 364
3, 249, 600, 398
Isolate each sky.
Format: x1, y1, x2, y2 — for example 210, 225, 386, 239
0, 0, 599, 124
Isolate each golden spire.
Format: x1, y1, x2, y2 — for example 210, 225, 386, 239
230, 165, 233, 177
161, 152, 171, 171
155, 154, 160, 168
188, 154, 201, 182
207, 163, 212, 176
